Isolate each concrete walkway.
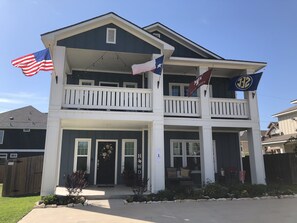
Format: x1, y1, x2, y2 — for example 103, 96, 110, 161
19, 198, 297, 223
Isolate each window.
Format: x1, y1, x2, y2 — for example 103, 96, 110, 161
169, 83, 213, 97
74, 139, 91, 173
106, 28, 116, 44
169, 83, 197, 97
10, 153, 18, 159
79, 79, 95, 86
122, 139, 137, 172
123, 82, 137, 88
99, 82, 119, 87
0, 153, 7, 165
170, 140, 200, 172
0, 130, 4, 144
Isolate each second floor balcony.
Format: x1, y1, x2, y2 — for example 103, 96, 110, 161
62, 85, 250, 119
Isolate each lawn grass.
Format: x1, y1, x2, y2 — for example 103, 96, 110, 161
0, 184, 40, 223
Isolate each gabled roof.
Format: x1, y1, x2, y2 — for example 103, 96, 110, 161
0, 106, 47, 129
143, 22, 223, 60
262, 133, 297, 145
273, 105, 297, 117
41, 12, 174, 58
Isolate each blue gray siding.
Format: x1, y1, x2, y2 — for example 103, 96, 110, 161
164, 75, 235, 98
67, 70, 144, 88
59, 130, 147, 186
153, 31, 214, 59
58, 23, 160, 54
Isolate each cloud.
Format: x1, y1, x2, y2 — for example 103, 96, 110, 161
0, 98, 22, 104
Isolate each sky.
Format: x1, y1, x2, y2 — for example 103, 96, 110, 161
1, 0, 296, 130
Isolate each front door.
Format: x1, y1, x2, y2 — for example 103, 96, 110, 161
97, 141, 116, 185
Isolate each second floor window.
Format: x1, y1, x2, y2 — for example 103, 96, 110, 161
0, 130, 4, 144
169, 83, 197, 97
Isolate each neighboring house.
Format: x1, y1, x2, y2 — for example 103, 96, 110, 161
239, 130, 266, 157
40, 12, 266, 196
262, 100, 297, 153
0, 106, 47, 161
0, 106, 47, 182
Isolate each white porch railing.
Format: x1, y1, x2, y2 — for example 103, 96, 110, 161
164, 96, 200, 117
63, 85, 152, 111
210, 98, 249, 119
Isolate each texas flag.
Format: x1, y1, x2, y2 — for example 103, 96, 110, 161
131, 55, 164, 75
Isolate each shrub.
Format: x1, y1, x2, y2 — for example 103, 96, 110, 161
42, 194, 58, 205
247, 184, 267, 197
203, 183, 228, 199
65, 171, 88, 196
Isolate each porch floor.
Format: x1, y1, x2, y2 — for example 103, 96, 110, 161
55, 185, 147, 200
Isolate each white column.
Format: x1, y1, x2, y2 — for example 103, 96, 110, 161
147, 54, 165, 193
247, 127, 266, 184
41, 117, 61, 195
199, 125, 215, 185
150, 121, 165, 193
198, 66, 211, 120
41, 46, 67, 196
244, 69, 266, 184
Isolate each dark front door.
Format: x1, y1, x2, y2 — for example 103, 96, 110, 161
97, 141, 116, 185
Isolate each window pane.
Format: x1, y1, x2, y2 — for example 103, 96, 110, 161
186, 142, 200, 155
0, 130, 4, 144
173, 157, 183, 169
125, 142, 135, 155
78, 142, 88, 155
77, 157, 87, 171
187, 157, 201, 171
171, 86, 180, 96
173, 142, 182, 155
125, 157, 134, 170
184, 86, 189, 96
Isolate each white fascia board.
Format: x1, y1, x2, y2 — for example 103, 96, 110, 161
0, 149, 44, 152
145, 23, 222, 60
273, 109, 297, 118
165, 57, 266, 71
41, 14, 174, 57
262, 141, 287, 146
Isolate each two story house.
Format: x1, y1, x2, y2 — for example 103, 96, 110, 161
262, 100, 297, 153
40, 12, 266, 196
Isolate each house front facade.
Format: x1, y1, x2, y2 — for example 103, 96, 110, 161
262, 100, 297, 153
41, 12, 266, 196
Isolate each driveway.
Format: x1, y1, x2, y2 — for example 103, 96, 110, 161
19, 198, 297, 223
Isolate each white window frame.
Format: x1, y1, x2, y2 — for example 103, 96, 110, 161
106, 28, 117, 44
10, 153, 18, 159
123, 82, 137, 88
73, 138, 92, 174
79, 79, 95, 86
99, 82, 119, 87
0, 130, 4, 144
170, 139, 201, 173
0, 153, 7, 165
170, 139, 217, 173
121, 139, 137, 173
169, 83, 189, 97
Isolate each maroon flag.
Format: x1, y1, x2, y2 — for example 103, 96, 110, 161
188, 69, 212, 97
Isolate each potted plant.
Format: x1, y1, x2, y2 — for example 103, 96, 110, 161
122, 163, 136, 186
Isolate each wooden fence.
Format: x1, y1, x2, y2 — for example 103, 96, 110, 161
2, 156, 43, 197
0, 165, 4, 183
243, 153, 297, 184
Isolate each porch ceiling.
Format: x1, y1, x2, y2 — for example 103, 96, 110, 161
66, 48, 151, 73
61, 119, 149, 130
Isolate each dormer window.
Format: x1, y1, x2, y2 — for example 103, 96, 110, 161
106, 28, 116, 44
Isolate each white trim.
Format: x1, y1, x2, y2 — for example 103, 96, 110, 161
56, 128, 63, 187
99, 81, 119, 87
0, 130, 4, 144
212, 141, 217, 173
123, 82, 138, 88
0, 149, 44, 152
142, 129, 145, 179
121, 139, 137, 172
73, 138, 92, 174
10, 153, 18, 159
79, 79, 95, 86
23, 129, 31, 132
106, 28, 117, 44
94, 139, 118, 185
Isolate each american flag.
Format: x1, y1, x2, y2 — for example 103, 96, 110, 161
11, 48, 54, 77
